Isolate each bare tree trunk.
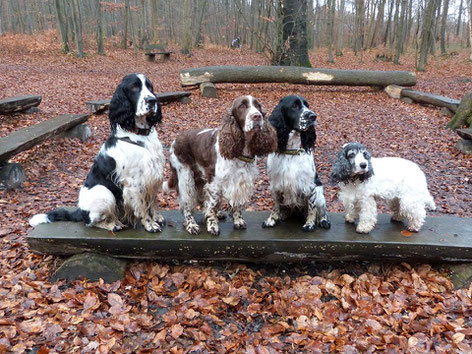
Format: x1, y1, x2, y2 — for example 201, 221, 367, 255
150, 0, 159, 44
336, 0, 345, 56
194, 0, 208, 47
182, 0, 193, 55
468, 0, 472, 61
440, 0, 449, 54
456, 0, 463, 36
418, 0, 438, 71
54, 0, 70, 53
383, 0, 395, 45
370, 0, 386, 48
95, 0, 104, 54
354, 0, 365, 55
327, 0, 335, 62
121, 0, 129, 49
394, 0, 407, 63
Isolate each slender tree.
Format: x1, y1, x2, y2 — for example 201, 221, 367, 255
54, 0, 70, 53
150, 0, 159, 44
440, 0, 449, 54
468, 0, 472, 61
418, 0, 438, 71
336, 0, 345, 56
121, 0, 129, 49
327, 0, 335, 62
394, 0, 407, 63
95, 0, 104, 54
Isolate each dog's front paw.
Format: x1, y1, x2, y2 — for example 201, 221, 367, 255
143, 218, 162, 233
356, 223, 374, 234
318, 217, 331, 229
233, 219, 246, 230
216, 210, 227, 220
185, 222, 200, 235
206, 219, 220, 236
262, 217, 278, 228
345, 215, 356, 224
153, 213, 166, 227
302, 222, 316, 232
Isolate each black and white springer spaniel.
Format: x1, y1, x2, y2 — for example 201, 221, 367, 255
164, 95, 277, 235
263, 95, 331, 231
30, 74, 166, 232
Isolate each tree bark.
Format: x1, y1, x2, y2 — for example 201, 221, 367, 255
394, 0, 407, 64
336, 0, 345, 56
273, 0, 311, 67
181, 0, 193, 55
54, 0, 70, 53
468, 0, 472, 61
456, 0, 463, 36
95, 0, 104, 55
446, 90, 472, 129
194, 0, 208, 47
417, 0, 438, 71
70, 0, 84, 57
121, 0, 130, 49
180, 66, 417, 87
440, 0, 449, 54
150, 0, 159, 44
327, 0, 335, 62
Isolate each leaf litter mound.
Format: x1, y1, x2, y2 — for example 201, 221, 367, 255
0, 33, 471, 351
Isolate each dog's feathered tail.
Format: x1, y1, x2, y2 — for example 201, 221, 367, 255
29, 208, 86, 227
162, 165, 178, 193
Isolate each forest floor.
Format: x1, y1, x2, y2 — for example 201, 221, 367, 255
0, 32, 471, 352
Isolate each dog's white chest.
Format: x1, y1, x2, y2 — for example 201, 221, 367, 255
215, 157, 258, 207
267, 152, 315, 205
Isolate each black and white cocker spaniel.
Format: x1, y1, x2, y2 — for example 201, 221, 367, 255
30, 74, 166, 232
164, 95, 277, 235
331, 142, 436, 233
263, 95, 331, 232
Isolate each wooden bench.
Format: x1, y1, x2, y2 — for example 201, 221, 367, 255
145, 51, 173, 62
85, 91, 192, 113
0, 95, 42, 114
28, 211, 472, 263
0, 114, 90, 189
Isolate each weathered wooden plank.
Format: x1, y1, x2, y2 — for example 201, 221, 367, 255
0, 95, 42, 114
27, 211, 472, 262
85, 91, 192, 113
180, 66, 417, 87
401, 89, 460, 113
0, 114, 89, 163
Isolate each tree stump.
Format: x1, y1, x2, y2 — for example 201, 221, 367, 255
446, 90, 472, 129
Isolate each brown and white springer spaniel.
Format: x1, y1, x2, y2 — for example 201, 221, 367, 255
164, 95, 277, 235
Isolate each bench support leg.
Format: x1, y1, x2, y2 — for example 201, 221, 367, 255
57, 124, 92, 143
200, 82, 218, 98
50, 252, 128, 283
0, 162, 26, 190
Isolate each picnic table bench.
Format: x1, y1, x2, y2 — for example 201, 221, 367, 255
0, 114, 90, 189
144, 44, 173, 62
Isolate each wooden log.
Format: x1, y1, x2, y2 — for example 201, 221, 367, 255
180, 66, 417, 87
0, 163, 26, 190
0, 95, 42, 114
384, 84, 403, 99
27, 211, 472, 262
0, 114, 89, 163
455, 139, 472, 154
200, 82, 218, 98
401, 89, 460, 113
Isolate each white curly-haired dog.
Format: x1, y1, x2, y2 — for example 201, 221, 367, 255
331, 142, 436, 234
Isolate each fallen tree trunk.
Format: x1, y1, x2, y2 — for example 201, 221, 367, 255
180, 66, 417, 87
401, 89, 460, 113
446, 90, 472, 130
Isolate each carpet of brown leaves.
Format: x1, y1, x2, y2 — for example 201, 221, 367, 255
0, 32, 471, 352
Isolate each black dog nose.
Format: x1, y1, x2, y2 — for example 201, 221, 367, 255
145, 96, 157, 105
360, 162, 367, 169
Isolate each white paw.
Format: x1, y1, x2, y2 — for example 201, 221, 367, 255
407, 224, 421, 232
143, 219, 162, 233
233, 219, 246, 230
185, 222, 200, 235
153, 213, 166, 226
356, 223, 374, 234
345, 215, 356, 224
262, 217, 277, 228
207, 219, 220, 236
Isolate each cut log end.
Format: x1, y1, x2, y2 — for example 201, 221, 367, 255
0, 163, 26, 190
200, 82, 218, 98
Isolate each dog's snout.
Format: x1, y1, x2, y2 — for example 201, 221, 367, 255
360, 162, 367, 169
306, 111, 317, 120
145, 96, 157, 105
251, 112, 263, 122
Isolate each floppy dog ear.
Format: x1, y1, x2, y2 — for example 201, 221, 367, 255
109, 81, 134, 132
269, 102, 290, 151
331, 148, 352, 185
219, 111, 245, 159
248, 116, 278, 156
301, 128, 316, 153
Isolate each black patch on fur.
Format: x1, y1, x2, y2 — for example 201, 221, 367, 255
331, 142, 374, 185
47, 208, 90, 225
314, 172, 323, 187
83, 152, 123, 205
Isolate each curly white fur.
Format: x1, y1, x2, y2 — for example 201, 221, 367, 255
334, 145, 436, 233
